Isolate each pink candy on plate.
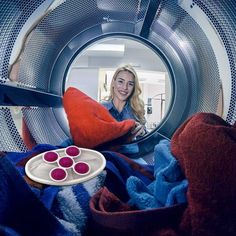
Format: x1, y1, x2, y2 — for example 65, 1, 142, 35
50, 167, 68, 182
58, 156, 74, 169
43, 151, 59, 163
65, 145, 81, 158
73, 161, 90, 175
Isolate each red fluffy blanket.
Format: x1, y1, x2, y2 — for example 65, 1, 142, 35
63, 87, 135, 149
171, 112, 236, 236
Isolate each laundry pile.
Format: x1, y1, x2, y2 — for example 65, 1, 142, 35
0, 112, 236, 236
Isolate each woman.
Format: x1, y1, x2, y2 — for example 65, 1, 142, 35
102, 64, 146, 138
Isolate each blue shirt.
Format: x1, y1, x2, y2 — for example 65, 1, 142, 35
101, 100, 139, 122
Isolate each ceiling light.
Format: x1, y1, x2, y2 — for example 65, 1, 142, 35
87, 44, 125, 52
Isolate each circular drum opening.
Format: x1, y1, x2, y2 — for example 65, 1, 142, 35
64, 37, 173, 136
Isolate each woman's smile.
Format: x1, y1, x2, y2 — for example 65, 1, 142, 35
118, 90, 129, 96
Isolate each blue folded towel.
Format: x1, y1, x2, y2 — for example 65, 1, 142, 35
127, 139, 188, 210
127, 177, 162, 209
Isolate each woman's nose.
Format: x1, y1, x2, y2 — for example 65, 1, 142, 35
122, 83, 128, 90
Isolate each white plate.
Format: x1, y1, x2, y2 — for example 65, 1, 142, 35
25, 147, 106, 186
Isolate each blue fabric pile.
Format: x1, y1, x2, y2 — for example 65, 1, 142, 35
0, 140, 188, 235
126, 139, 188, 209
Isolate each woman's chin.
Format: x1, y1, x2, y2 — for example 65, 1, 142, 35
117, 96, 128, 102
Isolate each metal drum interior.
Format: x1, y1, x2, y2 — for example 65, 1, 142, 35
0, 0, 236, 157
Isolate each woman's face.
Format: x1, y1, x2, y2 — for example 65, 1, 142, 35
112, 70, 135, 102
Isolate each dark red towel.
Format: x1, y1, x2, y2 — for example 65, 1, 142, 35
171, 112, 236, 236
88, 187, 185, 236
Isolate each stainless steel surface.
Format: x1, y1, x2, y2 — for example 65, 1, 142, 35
0, 0, 235, 153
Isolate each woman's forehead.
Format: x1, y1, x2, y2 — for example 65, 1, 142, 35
116, 70, 134, 81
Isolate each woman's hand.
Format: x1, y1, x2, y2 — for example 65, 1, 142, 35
131, 122, 146, 138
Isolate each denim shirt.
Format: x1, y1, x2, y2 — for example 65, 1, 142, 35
101, 100, 139, 122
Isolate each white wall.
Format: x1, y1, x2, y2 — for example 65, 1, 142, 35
66, 68, 99, 100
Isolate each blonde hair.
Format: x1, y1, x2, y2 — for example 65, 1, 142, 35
108, 64, 146, 125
